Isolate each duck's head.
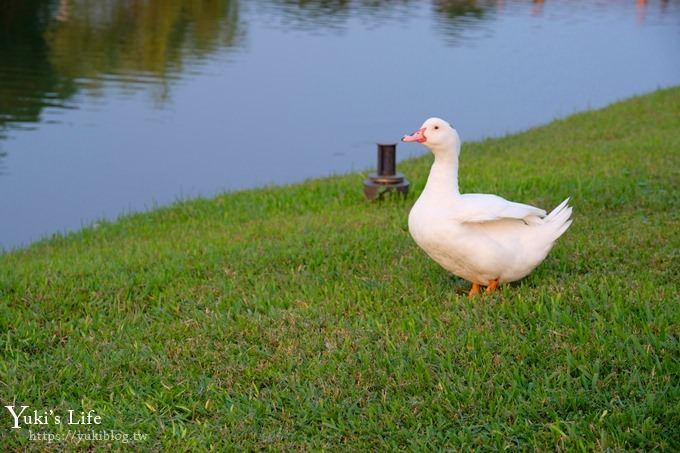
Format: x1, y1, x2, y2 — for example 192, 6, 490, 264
401, 117, 460, 156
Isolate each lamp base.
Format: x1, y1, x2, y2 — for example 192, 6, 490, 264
363, 172, 410, 200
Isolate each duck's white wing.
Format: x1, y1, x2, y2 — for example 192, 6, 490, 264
454, 193, 546, 223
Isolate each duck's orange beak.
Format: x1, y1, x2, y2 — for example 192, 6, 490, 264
402, 127, 426, 143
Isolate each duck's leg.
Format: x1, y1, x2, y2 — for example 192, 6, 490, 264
468, 282, 481, 299
485, 278, 500, 294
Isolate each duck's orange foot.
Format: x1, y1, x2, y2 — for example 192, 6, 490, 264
467, 282, 481, 299
485, 278, 500, 294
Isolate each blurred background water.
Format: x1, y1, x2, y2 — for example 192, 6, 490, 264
1, 0, 679, 250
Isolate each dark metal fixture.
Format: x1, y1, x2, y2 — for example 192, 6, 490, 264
363, 143, 410, 200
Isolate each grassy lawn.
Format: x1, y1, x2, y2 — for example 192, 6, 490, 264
1, 87, 679, 451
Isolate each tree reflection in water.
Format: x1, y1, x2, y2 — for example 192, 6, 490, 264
0, 0, 242, 139
0, 0, 500, 141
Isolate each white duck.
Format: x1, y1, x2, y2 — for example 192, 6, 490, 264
402, 118, 572, 298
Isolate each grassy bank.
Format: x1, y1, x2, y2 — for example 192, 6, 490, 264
1, 88, 679, 450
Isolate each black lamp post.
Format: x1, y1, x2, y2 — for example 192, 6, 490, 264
363, 143, 410, 200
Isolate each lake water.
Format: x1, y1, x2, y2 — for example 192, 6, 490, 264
1, 0, 679, 250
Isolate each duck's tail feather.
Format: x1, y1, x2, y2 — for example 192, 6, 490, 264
543, 197, 573, 242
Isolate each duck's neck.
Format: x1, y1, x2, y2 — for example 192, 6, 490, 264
423, 150, 460, 199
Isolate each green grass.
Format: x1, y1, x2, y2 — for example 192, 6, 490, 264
1, 87, 679, 451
